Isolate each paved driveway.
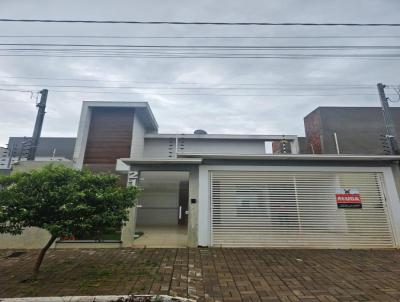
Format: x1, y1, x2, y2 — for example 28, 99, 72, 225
1, 248, 400, 301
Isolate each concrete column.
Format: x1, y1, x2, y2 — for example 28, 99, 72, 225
390, 163, 400, 196
121, 170, 140, 247
73, 105, 91, 169
290, 139, 300, 154
187, 167, 199, 247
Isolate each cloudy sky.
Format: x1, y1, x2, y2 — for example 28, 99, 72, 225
0, 0, 399, 146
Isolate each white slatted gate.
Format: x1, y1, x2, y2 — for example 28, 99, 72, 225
210, 171, 394, 248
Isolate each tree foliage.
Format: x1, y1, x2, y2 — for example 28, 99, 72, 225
0, 164, 138, 276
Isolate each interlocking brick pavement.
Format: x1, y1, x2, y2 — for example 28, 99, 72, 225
1, 249, 400, 301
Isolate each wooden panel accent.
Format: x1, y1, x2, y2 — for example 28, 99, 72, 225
83, 107, 134, 166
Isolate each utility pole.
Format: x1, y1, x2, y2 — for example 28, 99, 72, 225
27, 89, 48, 160
377, 83, 400, 155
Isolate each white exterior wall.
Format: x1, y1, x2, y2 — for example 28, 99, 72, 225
0, 161, 73, 249
197, 165, 400, 247
72, 104, 92, 169
143, 138, 177, 158
143, 138, 274, 158
130, 112, 146, 158
181, 139, 267, 155
0, 227, 53, 249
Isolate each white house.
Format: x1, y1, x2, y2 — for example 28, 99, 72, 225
71, 101, 400, 249
2, 101, 400, 249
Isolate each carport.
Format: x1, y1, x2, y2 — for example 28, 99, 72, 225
119, 154, 400, 248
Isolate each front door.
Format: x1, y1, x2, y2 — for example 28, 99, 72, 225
178, 181, 189, 225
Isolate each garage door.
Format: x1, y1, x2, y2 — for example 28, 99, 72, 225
210, 171, 394, 248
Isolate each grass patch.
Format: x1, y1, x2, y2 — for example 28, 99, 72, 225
85, 268, 114, 279
78, 267, 114, 290
143, 260, 159, 267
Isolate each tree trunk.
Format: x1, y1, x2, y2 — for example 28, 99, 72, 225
32, 235, 57, 278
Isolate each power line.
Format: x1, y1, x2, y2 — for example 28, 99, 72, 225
0, 85, 394, 96
49, 91, 389, 96
0, 83, 382, 91
0, 90, 390, 97
0, 53, 398, 60
0, 43, 398, 59
1, 86, 399, 99
0, 50, 399, 60
1, 43, 400, 49
0, 19, 400, 27
0, 76, 389, 88
0, 34, 400, 39
0, 88, 36, 93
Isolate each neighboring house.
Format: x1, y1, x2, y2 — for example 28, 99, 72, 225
0, 146, 9, 168
304, 107, 400, 155
7, 137, 76, 160
0, 147, 11, 175
0, 137, 75, 172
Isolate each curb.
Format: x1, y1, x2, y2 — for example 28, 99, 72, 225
0, 295, 196, 302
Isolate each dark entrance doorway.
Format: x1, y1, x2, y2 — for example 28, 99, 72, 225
178, 181, 189, 225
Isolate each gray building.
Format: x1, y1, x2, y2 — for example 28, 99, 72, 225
7, 137, 76, 161
0, 146, 9, 169
304, 107, 400, 155
0, 137, 76, 171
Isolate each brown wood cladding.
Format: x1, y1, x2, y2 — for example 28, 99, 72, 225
83, 107, 134, 165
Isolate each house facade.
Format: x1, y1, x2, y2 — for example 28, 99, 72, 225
1, 101, 400, 249
71, 102, 400, 249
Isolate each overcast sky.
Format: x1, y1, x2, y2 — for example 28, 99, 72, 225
0, 0, 399, 146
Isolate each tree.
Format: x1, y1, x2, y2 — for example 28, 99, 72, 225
0, 164, 138, 278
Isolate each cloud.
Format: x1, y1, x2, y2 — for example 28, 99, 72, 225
0, 0, 399, 146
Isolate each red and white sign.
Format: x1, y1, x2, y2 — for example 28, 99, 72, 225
336, 188, 362, 208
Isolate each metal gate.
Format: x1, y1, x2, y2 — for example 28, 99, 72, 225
210, 171, 394, 248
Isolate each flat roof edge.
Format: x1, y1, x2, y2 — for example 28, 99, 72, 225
145, 134, 298, 140
82, 101, 158, 131
82, 101, 149, 108
177, 153, 400, 161
120, 158, 203, 165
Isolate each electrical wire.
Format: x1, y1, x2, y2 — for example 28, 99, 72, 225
0, 83, 383, 90
0, 54, 398, 60
0, 44, 397, 61
0, 19, 400, 27
0, 85, 393, 97
49, 91, 387, 96
0, 90, 387, 97
0, 88, 36, 93
0, 43, 398, 59
0, 51, 398, 59
0, 76, 389, 88
0, 34, 400, 39
1, 43, 400, 49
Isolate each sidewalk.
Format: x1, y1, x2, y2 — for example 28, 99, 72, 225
1, 248, 400, 301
